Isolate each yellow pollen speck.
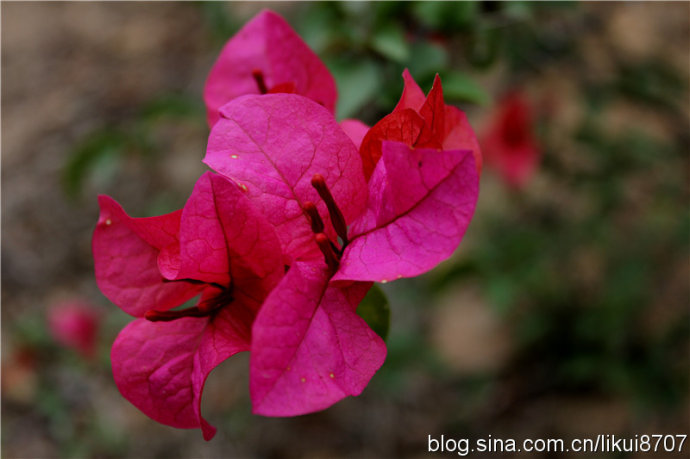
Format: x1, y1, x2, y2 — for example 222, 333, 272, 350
231, 154, 239, 159
105, 219, 112, 226
329, 373, 335, 379
380, 279, 388, 284
300, 377, 306, 383
239, 183, 248, 192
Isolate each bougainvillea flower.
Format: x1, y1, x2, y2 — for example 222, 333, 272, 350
359, 69, 482, 180
204, 9, 337, 126
93, 171, 284, 440
481, 91, 540, 188
205, 93, 479, 415
48, 299, 101, 358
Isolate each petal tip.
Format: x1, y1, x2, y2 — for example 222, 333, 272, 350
201, 420, 217, 441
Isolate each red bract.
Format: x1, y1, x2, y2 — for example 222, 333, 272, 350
481, 91, 540, 188
204, 9, 337, 127
205, 93, 479, 416
48, 300, 101, 358
359, 69, 482, 180
93, 172, 283, 440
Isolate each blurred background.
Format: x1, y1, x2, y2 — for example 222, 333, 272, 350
2, 2, 688, 457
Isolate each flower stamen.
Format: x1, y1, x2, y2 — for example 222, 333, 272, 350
145, 284, 233, 322
252, 69, 268, 95
303, 201, 324, 234
315, 233, 339, 272
144, 307, 210, 322
311, 174, 348, 245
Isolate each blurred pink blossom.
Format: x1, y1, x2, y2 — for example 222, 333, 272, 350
481, 91, 541, 188
48, 300, 101, 358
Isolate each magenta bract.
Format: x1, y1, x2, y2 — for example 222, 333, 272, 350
205, 94, 367, 262
96, 172, 283, 440
250, 262, 384, 416
93, 198, 202, 317
339, 119, 370, 151
204, 10, 337, 126
333, 140, 479, 283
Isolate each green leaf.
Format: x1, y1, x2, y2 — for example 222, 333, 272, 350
408, 40, 448, 80
140, 93, 205, 123
467, 26, 500, 69
413, 1, 477, 32
441, 71, 490, 105
357, 284, 391, 341
327, 57, 381, 119
485, 277, 517, 315
199, 2, 238, 44
295, 4, 342, 54
616, 60, 687, 110
370, 23, 409, 63
62, 129, 127, 198
502, 1, 534, 20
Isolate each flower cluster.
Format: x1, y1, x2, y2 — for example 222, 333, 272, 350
93, 10, 480, 440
